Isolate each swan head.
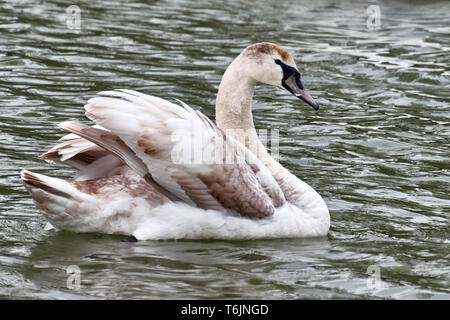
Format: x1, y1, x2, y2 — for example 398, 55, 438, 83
241, 42, 319, 111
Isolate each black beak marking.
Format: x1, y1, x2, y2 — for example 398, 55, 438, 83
274, 59, 320, 111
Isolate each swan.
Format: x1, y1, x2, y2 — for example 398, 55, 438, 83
20, 42, 330, 240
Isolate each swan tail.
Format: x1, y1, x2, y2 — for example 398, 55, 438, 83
21, 169, 76, 200
20, 169, 95, 231
20, 169, 170, 235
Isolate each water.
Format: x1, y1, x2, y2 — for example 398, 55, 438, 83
0, 0, 449, 299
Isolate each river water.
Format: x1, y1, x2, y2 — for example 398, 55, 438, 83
0, 0, 448, 299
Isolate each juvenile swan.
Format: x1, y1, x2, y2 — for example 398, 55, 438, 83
20, 43, 330, 240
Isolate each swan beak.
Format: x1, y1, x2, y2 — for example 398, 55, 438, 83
282, 74, 320, 111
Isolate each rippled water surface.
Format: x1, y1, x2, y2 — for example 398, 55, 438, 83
0, 0, 449, 299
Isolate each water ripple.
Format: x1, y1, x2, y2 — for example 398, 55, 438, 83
0, 0, 449, 299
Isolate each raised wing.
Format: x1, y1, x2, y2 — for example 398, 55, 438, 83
81, 89, 285, 218
40, 126, 124, 181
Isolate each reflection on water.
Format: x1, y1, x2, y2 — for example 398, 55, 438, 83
0, 0, 449, 299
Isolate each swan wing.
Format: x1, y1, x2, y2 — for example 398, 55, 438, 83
82, 89, 285, 218
41, 133, 109, 168
40, 125, 126, 181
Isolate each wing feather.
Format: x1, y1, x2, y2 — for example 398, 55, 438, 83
57, 121, 180, 202
83, 90, 285, 218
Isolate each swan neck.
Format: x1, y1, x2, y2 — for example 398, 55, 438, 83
214, 55, 330, 226
215, 59, 256, 132
215, 56, 276, 167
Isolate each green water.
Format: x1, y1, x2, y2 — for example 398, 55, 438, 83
0, 0, 449, 299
